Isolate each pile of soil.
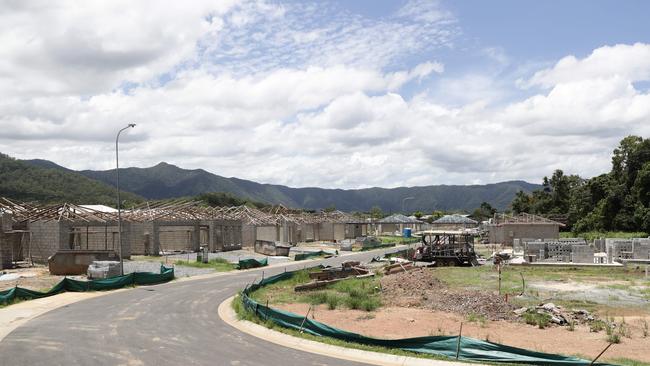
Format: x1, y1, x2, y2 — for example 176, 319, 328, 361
380, 268, 515, 320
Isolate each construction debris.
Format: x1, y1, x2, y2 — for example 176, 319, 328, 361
295, 263, 372, 292
513, 303, 600, 327
380, 268, 515, 320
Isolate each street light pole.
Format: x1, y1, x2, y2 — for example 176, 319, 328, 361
116, 123, 136, 275
402, 196, 415, 214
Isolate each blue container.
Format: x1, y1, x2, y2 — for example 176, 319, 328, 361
403, 228, 412, 238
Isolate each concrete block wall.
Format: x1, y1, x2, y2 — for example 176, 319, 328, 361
211, 220, 242, 251
523, 241, 546, 262
488, 223, 560, 246
547, 243, 573, 262
571, 245, 595, 263
27, 221, 68, 264
241, 224, 256, 248
0, 231, 14, 269
159, 226, 194, 251
256, 225, 278, 242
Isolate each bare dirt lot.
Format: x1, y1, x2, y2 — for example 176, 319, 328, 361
260, 266, 650, 364
276, 302, 650, 362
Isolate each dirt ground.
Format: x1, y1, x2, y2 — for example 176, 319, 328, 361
0, 265, 65, 292
277, 302, 650, 362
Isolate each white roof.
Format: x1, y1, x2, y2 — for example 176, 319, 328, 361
79, 205, 118, 213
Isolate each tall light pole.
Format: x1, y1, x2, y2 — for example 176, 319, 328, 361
402, 196, 415, 214
116, 123, 136, 275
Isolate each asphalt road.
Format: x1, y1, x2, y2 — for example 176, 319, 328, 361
0, 249, 402, 366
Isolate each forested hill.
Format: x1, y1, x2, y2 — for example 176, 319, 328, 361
510, 135, 650, 233
24, 158, 540, 212
0, 154, 142, 205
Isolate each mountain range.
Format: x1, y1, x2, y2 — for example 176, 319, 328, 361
22, 157, 540, 212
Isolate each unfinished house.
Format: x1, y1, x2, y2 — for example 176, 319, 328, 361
431, 214, 478, 231
376, 214, 422, 235
0, 199, 31, 270
487, 213, 564, 246
522, 239, 596, 263
606, 238, 650, 263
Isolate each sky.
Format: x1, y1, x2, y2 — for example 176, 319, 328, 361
1, 0, 650, 189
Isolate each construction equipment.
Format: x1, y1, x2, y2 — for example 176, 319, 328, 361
414, 230, 479, 267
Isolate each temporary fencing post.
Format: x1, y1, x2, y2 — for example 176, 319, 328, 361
261, 271, 265, 282
520, 272, 526, 295
299, 305, 312, 333
590, 342, 614, 366
455, 322, 463, 359
498, 264, 502, 295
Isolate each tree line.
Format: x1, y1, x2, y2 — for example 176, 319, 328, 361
510, 136, 650, 233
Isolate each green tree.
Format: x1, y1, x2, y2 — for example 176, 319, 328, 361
369, 206, 383, 219
413, 210, 423, 219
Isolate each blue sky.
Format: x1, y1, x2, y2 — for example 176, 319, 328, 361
1, 0, 650, 189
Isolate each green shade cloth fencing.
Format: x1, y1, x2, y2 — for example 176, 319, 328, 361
241, 271, 613, 366
294, 250, 337, 261
1, 265, 174, 305
237, 257, 268, 270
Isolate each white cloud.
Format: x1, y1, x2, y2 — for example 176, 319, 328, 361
522, 43, 650, 89
0, 1, 649, 191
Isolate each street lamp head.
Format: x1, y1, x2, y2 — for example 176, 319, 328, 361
128, 123, 136, 128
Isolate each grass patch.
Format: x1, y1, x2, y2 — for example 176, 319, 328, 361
174, 258, 235, 272
467, 312, 488, 327
249, 270, 382, 312
522, 310, 551, 329
610, 358, 650, 366
560, 231, 648, 241
0, 297, 24, 309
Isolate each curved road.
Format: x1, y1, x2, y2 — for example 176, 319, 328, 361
0, 249, 399, 366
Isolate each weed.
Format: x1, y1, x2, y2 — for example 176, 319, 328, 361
607, 332, 621, 344
327, 294, 340, 310
589, 319, 606, 333
467, 313, 488, 328
618, 322, 632, 339
568, 320, 575, 332
522, 310, 551, 329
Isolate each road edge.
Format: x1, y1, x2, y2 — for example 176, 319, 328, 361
218, 295, 475, 366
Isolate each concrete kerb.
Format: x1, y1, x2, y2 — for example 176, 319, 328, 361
218, 296, 476, 366
0, 245, 407, 343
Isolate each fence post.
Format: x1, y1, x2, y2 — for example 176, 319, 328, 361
299, 305, 312, 333
455, 322, 463, 359
590, 343, 614, 366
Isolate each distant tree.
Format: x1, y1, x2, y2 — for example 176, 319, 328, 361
413, 211, 423, 219
370, 206, 383, 219
430, 210, 444, 220
324, 204, 336, 212
471, 202, 496, 221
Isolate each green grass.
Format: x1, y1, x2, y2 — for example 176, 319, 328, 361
0, 297, 24, 309
609, 359, 650, 366
560, 231, 648, 241
174, 258, 236, 272
249, 270, 382, 312
378, 236, 420, 245
522, 310, 551, 329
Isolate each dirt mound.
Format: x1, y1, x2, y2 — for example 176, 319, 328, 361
380, 268, 515, 320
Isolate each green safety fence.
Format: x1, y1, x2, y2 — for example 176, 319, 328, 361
294, 250, 337, 261
240, 271, 613, 366
237, 257, 268, 270
0, 265, 174, 305
360, 242, 396, 251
